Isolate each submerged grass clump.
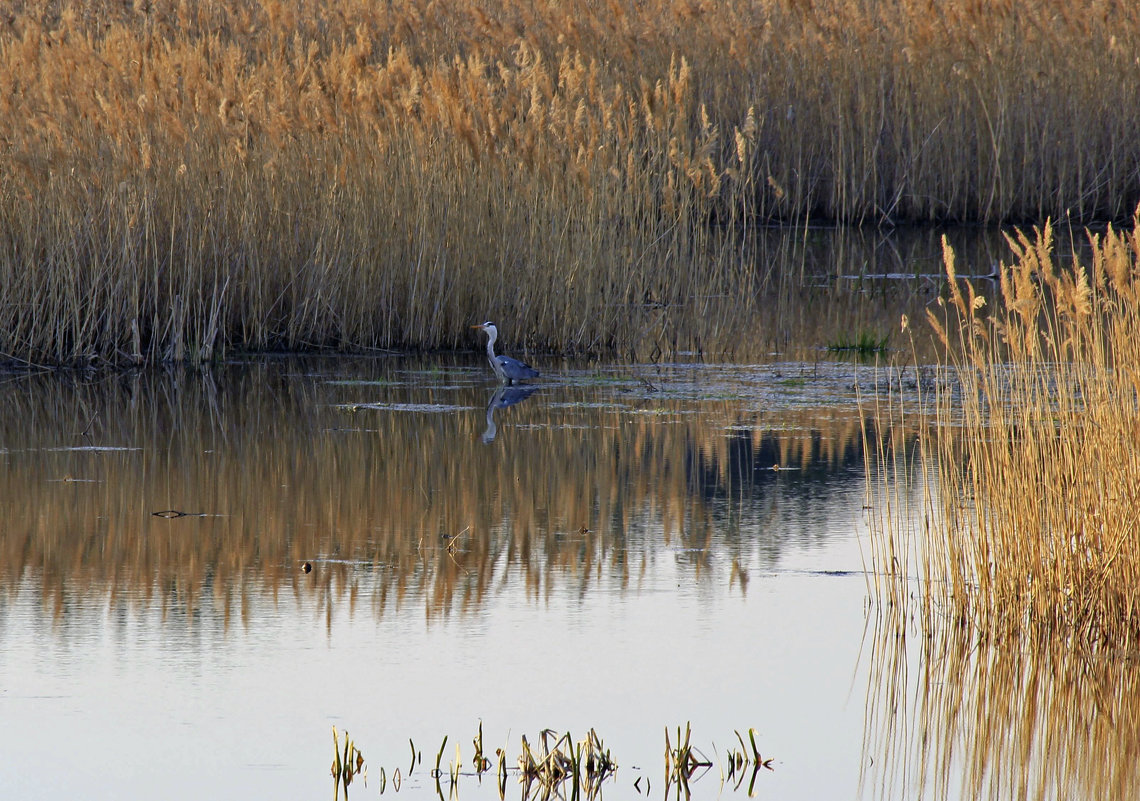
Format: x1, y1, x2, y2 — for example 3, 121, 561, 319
664, 722, 712, 793
334, 722, 768, 798
331, 727, 366, 800
878, 213, 1140, 645
827, 330, 890, 357
2, 0, 1140, 365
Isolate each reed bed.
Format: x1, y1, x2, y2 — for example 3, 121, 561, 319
882, 214, 1140, 645
2, 0, 1139, 365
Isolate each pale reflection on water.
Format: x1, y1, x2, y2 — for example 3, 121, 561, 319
0, 356, 1136, 799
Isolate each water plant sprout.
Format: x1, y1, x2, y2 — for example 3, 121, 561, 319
331, 727, 365, 800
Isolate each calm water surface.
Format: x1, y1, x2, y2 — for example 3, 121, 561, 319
3, 356, 1138, 800
0, 354, 887, 799
2, 225, 1137, 799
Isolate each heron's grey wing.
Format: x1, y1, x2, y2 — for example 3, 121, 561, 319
497, 355, 539, 380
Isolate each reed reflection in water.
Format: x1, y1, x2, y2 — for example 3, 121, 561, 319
862, 614, 1140, 801
0, 357, 879, 624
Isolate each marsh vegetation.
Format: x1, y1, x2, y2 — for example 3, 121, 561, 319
869, 217, 1140, 646
4, 1, 1140, 795
3, 0, 1139, 364
328, 722, 770, 799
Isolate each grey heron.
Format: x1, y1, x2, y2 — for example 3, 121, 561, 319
471, 321, 539, 384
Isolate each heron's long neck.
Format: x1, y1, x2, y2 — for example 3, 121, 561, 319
484, 331, 498, 360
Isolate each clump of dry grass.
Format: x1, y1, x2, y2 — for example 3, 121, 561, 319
2, 0, 1139, 364
893, 211, 1140, 645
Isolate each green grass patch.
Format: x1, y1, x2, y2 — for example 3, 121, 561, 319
826, 331, 889, 356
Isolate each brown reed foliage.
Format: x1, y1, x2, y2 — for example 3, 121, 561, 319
2, 0, 1139, 364
888, 212, 1140, 645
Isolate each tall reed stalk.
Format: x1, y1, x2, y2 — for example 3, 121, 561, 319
890, 213, 1140, 645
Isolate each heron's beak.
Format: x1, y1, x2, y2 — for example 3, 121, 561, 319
471, 324, 484, 330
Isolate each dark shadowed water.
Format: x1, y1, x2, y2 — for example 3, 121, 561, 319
2, 227, 1137, 800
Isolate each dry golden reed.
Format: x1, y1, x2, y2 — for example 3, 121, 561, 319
2, 0, 1139, 364
885, 212, 1140, 646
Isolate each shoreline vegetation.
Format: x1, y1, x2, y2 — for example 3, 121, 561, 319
870, 216, 1140, 647
3, 0, 1139, 365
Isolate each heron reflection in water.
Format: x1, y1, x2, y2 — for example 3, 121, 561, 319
471, 321, 539, 384
482, 384, 539, 443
